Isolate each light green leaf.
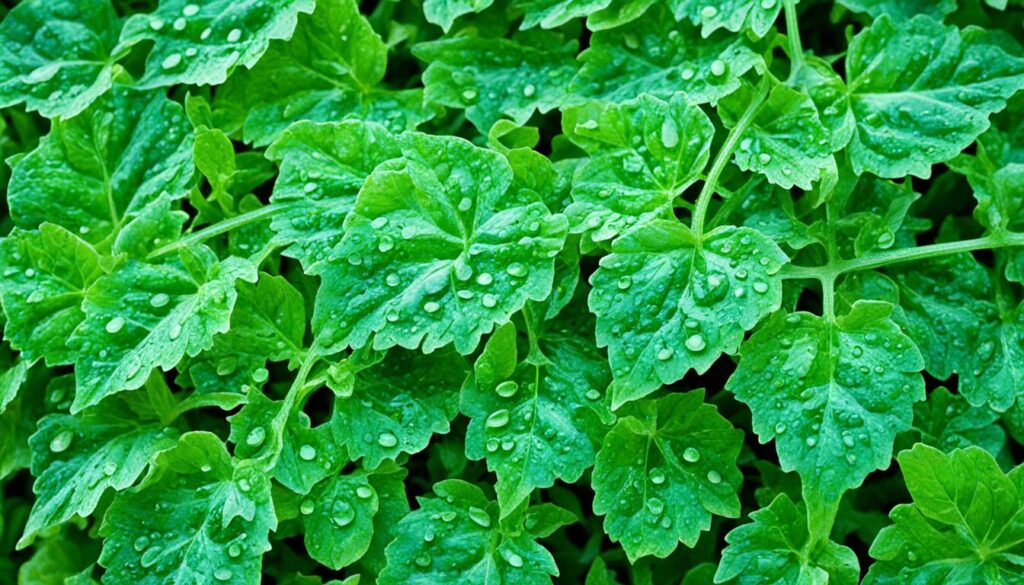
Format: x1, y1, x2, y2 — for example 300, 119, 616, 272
424, 0, 496, 31
0, 354, 28, 415
99, 432, 276, 585
69, 249, 258, 413
462, 312, 613, 514
223, 0, 431, 148
592, 390, 743, 561
16, 537, 98, 585
118, 0, 315, 88
716, 494, 860, 585
584, 0, 658, 31
864, 445, 1024, 584
264, 121, 402, 270
590, 220, 787, 407
728, 303, 926, 504
838, 0, 957, 19
562, 93, 713, 244
671, 0, 783, 38
0, 225, 104, 366
313, 133, 568, 355
888, 253, 1024, 411
515, 0, 613, 30
846, 14, 1024, 178
0, 0, 121, 119
18, 403, 178, 549
301, 472, 378, 570
353, 462, 409, 579
378, 480, 560, 585
7, 85, 194, 250
905, 387, 1005, 457
720, 82, 836, 191
330, 347, 466, 469
570, 4, 763, 105
413, 31, 578, 132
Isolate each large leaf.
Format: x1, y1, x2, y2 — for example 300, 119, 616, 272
728, 302, 926, 504
592, 391, 743, 561
590, 220, 787, 407
671, 0, 783, 38
313, 133, 568, 355
845, 14, 1024, 178
301, 471, 379, 570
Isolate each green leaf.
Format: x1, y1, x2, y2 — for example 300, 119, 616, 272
719, 81, 836, 191
837, 0, 957, 19
69, 249, 258, 413
413, 31, 578, 132
728, 303, 926, 504
789, 55, 856, 152
570, 4, 763, 105
671, 0, 782, 38
0, 0, 121, 119
313, 133, 568, 355
378, 480, 560, 585
845, 14, 1024, 178
905, 387, 1005, 457
592, 390, 743, 561
716, 494, 860, 585
99, 432, 276, 585
301, 471, 378, 570
0, 354, 28, 415
590, 220, 787, 407
352, 462, 409, 579
16, 537, 99, 585
462, 312, 613, 513
264, 121, 402, 269
118, 0, 315, 88
7, 85, 194, 251
223, 0, 431, 148
562, 93, 713, 244
864, 444, 1024, 584
887, 253, 1024, 411
827, 160, 922, 258
424, 0, 496, 31
330, 348, 466, 469
0, 225, 104, 366
18, 403, 178, 549
514, 0, 613, 30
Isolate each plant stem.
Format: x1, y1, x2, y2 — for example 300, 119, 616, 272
784, 0, 805, 76
148, 202, 295, 259
691, 76, 771, 242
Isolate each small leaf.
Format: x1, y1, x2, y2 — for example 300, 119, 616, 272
424, 0, 496, 31
302, 472, 379, 570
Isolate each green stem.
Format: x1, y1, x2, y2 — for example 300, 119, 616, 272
148, 202, 295, 259
168, 392, 248, 421
521, 303, 548, 366
691, 76, 771, 242
258, 347, 322, 470
145, 373, 179, 426
784, 0, 805, 76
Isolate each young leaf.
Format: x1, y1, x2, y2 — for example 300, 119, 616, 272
301, 471, 378, 570
313, 133, 568, 355
70, 250, 258, 413
7, 85, 194, 250
845, 14, 1024, 178
590, 221, 787, 407
716, 494, 860, 585
18, 403, 178, 549
562, 93, 714, 244
223, 0, 430, 147
413, 31, 578, 132
118, 0, 315, 88
904, 387, 1005, 456
570, 5, 763, 105
378, 480, 561, 584
728, 303, 926, 504
98, 432, 276, 584
330, 348, 466, 469
0, 0, 121, 119
591, 390, 743, 561
352, 462, 410, 579
462, 312, 613, 514
864, 445, 1024, 584
0, 225, 104, 366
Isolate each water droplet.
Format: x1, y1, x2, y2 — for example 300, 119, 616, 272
462, 89, 478, 101
496, 380, 519, 398
333, 502, 355, 527
522, 83, 536, 97
214, 568, 232, 581
356, 485, 373, 499
378, 432, 398, 448
183, 3, 199, 15
681, 68, 695, 81
656, 347, 674, 361
468, 506, 491, 528
423, 301, 441, 314
701, 5, 718, 18
507, 553, 524, 568
200, 27, 212, 40
774, 422, 787, 434
585, 388, 602, 400
617, 276, 632, 290
134, 535, 150, 552
806, 436, 817, 447
477, 273, 493, 286
246, 426, 266, 447
486, 409, 510, 429
646, 497, 665, 515
761, 0, 777, 8
103, 461, 118, 476
660, 118, 679, 149
300, 500, 315, 515
482, 294, 497, 308
161, 53, 182, 70
753, 281, 769, 294
683, 447, 701, 463
169, 323, 182, 340
50, 430, 73, 453
649, 468, 666, 485
685, 334, 706, 352
415, 553, 432, 567
227, 28, 242, 43
173, 17, 186, 31
758, 152, 772, 164
105, 316, 125, 334
506, 263, 527, 277
299, 444, 317, 461
707, 470, 722, 484
227, 544, 241, 558
710, 59, 727, 77
150, 293, 170, 308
